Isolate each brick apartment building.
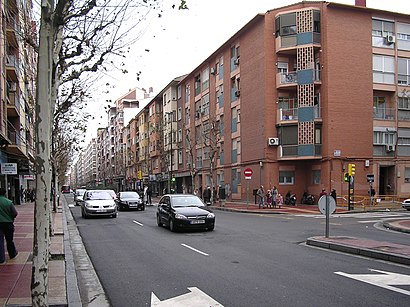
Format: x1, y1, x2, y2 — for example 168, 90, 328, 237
80, 0, 410, 203
169, 0, 410, 202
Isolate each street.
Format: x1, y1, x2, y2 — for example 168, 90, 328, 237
67, 195, 410, 306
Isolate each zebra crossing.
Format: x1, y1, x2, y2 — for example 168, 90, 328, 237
294, 212, 410, 221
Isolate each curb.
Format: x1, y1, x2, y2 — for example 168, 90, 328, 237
306, 237, 410, 266
63, 198, 111, 307
383, 220, 410, 234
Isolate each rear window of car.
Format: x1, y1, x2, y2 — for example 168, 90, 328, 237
76, 189, 86, 196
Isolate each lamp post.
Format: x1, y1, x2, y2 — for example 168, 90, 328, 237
259, 161, 263, 187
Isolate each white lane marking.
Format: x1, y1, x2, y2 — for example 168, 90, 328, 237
133, 220, 143, 226
357, 220, 383, 223
151, 287, 223, 306
181, 243, 209, 256
335, 269, 410, 296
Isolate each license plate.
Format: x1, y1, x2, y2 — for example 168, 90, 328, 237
97, 209, 107, 213
190, 220, 205, 224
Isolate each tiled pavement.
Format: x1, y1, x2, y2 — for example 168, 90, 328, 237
0, 202, 66, 306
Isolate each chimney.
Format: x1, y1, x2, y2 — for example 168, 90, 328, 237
355, 0, 366, 7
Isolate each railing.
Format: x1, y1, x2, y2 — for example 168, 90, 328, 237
373, 107, 395, 120
337, 194, 408, 208
279, 108, 298, 121
278, 72, 297, 85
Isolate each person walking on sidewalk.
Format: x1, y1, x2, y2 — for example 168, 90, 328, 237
257, 185, 265, 209
0, 187, 18, 264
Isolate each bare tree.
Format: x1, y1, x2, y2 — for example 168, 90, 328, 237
33, 1, 188, 304
203, 119, 220, 203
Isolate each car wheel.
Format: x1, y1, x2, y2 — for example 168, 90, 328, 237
81, 209, 87, 219
157, 214, 162, 227
141, 205, 145, 211
112, 212, 117, 218
169, 219, 177, 232
117, 205, 121, 211
207, 225, 215, 231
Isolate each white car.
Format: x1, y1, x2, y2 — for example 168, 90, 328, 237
402, 198, 410, 211
81, 190, 117, 218
74, 189, 87, 206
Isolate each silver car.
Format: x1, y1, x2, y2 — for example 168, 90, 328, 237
402, 198, 410, 211
81, 190, 117, 218
74, 189, 87, 206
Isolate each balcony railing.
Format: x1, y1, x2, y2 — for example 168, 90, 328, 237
278, 105, 321, 122
278, 72, 297, 85
373, 107, 395, 120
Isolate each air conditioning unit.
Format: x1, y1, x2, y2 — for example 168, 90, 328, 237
386, 145, 395, 152
210, 67, 216, 75
234, 58, 240, 65
268, 137, 279, 146
386, 35, 395, 44
235, 90, 241, 97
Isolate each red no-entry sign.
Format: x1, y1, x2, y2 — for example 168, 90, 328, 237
244, 168, 253, 179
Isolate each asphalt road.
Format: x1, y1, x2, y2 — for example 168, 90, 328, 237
68, 197, 410, 307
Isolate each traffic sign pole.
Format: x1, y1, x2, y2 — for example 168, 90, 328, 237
243, 168, 253, 209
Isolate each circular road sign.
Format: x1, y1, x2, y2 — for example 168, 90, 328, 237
318, 195, 336, 215
244, 168, 253, 178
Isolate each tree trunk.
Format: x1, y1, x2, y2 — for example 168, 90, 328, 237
31, 2, 54, 305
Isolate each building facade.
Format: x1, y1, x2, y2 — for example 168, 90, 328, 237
82, 1, 410, 203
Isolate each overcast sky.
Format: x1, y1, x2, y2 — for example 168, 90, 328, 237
84, 0, 410, 143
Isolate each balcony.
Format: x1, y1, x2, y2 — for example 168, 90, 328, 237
277, 72, 297, 88
6, 55, 19, 81
277, 105, 321, 123
280, 144, 322, 159
373, 107, 395, 120
6, 18, 18, 47
7, 92, 20, 117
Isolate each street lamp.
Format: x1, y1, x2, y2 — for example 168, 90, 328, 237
259, 161, 263, 186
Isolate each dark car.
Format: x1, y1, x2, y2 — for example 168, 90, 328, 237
81, 190, 117, 218
116, 191, 144, 211
156, 194, 215, 232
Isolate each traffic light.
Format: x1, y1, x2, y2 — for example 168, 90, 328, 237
344, 172, 349, 182
171, 175, 176, 182
348, 163, 356, 176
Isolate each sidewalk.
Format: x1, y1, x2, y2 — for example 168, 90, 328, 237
0, 201, 66, 306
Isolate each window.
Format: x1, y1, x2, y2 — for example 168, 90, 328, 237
232, 139, 239, 163
279, 13, 296, 36
231, 77, 237, 102
373, 55, 395, 84
202, 67, 209, 91
220, 115, 224, 137
218, 56, 224, 80
405, 167, 410, 182
194, 75, 201, 96
279, 171, 295, 185
177, 85, 182, 99
217, 84, 224, 108
177, 107, 182, 121
202, 93, 210, 116
230, 45, 240, 72
232, 107, 238, 133
398, 58, 410, 85
372, 19, 394, 48
203, 146, 210, 160
399, 96, 410, 110
373, 130, 396, 145
195, 100, 202, 119
185, 107, 190, 124
185, 84, 190, 104
313, 10, 320, 33
178, 150, 182, 164
219, 142, 224, 165
397, 23, 410, 51
196, 148, 202, 168
312, 170, 321, 185
178, 129, 182, 142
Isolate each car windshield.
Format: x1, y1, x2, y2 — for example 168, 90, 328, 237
171, 196, 204, 208
86, 191, 112, 200
76, 189, 86, 196
120, 192, 140, 199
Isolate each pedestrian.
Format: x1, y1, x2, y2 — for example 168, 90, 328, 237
277, 193, 283, 209
0, 187, 18, 264
147, 186, 152, 205
143, 186, 148, 204
319, 188, 327, 197
272, 186, 278, 208
266, 189, 272, 208
203, 186, 211, 205
369, 185, 376, 205
331, 189, 337, 204
257, 185, 265, 209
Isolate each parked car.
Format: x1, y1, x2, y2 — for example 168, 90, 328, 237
402, 198, 410, 211
81, 190, 117, 218
156, 194, 215, 232
116, 191, 144, 211
74, 189, 87, 206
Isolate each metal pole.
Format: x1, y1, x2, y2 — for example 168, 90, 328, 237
325, 195, 329, 238
246, 179, 249, 209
